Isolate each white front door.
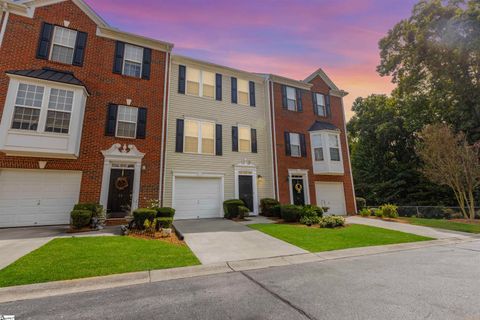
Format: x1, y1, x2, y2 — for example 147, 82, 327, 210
315, 182, 346, 215
173, 177, 223, 219
0, 169, 82, 227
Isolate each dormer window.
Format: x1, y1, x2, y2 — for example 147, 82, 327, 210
50, 26, 78, 65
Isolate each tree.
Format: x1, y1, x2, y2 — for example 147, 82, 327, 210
417, 124, 480, 219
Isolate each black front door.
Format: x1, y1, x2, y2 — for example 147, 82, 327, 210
239, 175, 254, 212
292, 178, 305, 206
107, 169, 134, 218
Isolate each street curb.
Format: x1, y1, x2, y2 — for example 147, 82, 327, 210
0, 237, 475, 304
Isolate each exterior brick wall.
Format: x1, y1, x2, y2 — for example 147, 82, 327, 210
0, 0, 167, 208
271, 76, 356, 214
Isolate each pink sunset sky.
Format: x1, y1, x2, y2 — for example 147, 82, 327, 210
85, 0, 418, 119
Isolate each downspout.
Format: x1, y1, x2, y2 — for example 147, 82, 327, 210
264, 76, 276, 199
0, 3, 9, 48
159, 51, 171, 206
269, 78, 279, 200
340, 95, 357, 214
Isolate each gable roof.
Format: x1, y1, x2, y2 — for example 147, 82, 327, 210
304, 68, 348, 97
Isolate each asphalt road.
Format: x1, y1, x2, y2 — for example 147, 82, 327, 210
1, 239, 479, 320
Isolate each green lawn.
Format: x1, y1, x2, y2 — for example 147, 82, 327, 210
0, 236, 200, 287
400, 217, 480, 234
249, 223, 433, 252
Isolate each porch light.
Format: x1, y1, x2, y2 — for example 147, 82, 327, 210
257, 174, 263, 181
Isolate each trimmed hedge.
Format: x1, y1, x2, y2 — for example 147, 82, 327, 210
70, 210, 92, 229
157, 217, 173, 229
238, 206, 250, 219
272, 205, 282, 218
356, 197, 366, 211
280, 204, 302, 222
319, 216, 345, 228
299, 206, 320, 225
133, 208, 156, 229
73, 203, 103, 217
157, 207, 176, 218
223, 199, 245, 219
260, 198, 280, 217
303, 204, 324, 218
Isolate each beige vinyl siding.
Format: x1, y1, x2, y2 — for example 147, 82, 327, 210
164, 57, 274, 212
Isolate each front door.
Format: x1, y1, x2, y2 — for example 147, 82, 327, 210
107, 169, 134, 218
239, 175, 254, 212
291, 177, 305, 206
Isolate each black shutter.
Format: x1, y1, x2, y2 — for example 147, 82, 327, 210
113, 41, 125, 74
251, 128, 257, 153
232, 126, 238, 151
312, 92, 318, 115
281, 85, 288, 109
105, 104, 118, 136
326, 94, 332, 118
178, 65, 186, 94
215, 124, 222, 156
296, 89, 303, 112
215, 73, 222, 101
37, 22, 54, 60
231, 77, 238, 104
142, 48, 152, 80
300, 134, 307, 157
249, 81, 256, 107
175, 119, 184, 153
284, 132, 291, 156
72, 31, 87, 66
136, 108, 147, 139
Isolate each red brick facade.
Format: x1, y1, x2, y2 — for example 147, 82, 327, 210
0, 1, 167, 208
271, 75, 356, 214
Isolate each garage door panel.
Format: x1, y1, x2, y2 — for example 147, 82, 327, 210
315, 182, 346, 216
174, 177, 222, 219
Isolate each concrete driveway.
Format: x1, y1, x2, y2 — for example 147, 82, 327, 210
174, 218, 307, 264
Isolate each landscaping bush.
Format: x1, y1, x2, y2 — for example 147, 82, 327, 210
280, 204, 302, 222
356, 197, 366, 211
260, 198, 280, 217
238, 206, 250, 219
157, 217, 173, 229
271, 204, 282, 218
319, 215, 345, 228
303, 204, 324, 218
133, 208, 156, 229
359, 208, 371, 217
417, 206, 447, 219
299, 206, 320, 226
70, 210, 92, 229
380, 204, 398, 218
73, 203, 103, 217
157, 207, 176, 218
397, 206, 417, 217
374, 208, 383, 218
223, 199, 245, 219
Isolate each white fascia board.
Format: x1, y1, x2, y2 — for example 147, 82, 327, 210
97, 26, 173, 52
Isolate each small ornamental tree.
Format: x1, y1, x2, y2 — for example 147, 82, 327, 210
417, 124, 480, 220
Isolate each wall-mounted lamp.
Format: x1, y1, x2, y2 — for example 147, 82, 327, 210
257, 174, 263, 181
38, 161, 47, 169
142, 165, 146, 171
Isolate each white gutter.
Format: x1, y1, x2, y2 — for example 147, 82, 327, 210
264, 76, 276, 199
160, 51, 172, 206
0, 3, 9, 47
340, 97, 357, 213
269, 78, 280, 199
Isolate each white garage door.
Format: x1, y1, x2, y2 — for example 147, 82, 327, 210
0, 170, 82, 227
315, 182, 346, 215
173, 177, 222, 219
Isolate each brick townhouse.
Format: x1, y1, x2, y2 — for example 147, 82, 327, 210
0, 0, 172, 227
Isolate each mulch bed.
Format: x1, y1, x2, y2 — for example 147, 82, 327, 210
128, 229, 186, 245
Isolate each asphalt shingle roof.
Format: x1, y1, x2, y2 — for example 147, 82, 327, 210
5, 68, 87, 90
308, 120, 339, 131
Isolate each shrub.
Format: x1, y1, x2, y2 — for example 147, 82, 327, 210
319, 215, 345, 228
70, 210, 92, 229
397, 206, 417, 217
133, 208, 156, 229
280, 204, 302, 222
299, 206, 320, 225
157, 217, 173, 229
374, 208, 383, 218
271, 204, 282, 218
238, 206, 250, 219
302, 204, 324, 218
356, 197, 366, 211
359, 208, 371, 217
380, 204, 398, 218
260, 198, 280, 217
73, 203, 103, 217
223, 199, 245, 219
157, 207, 176, 218
417, 206, 447, 219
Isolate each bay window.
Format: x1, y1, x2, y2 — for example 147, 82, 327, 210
328, 134, 341, 161
310, 131, 343, 174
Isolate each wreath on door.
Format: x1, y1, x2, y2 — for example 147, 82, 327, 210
115, 176, 129, 191
294, 183, 303, 194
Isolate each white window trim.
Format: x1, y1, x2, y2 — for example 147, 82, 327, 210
289, 132, 301, 158
115, 105, 138, 139
236, 78, 250, 106
309, 130, 344, 175
185, 67, 215, 100
328, 133, 341, 162
122, 44, 143, 78
315, 93, 327, 117
183, 118, 216, 155
237, 124, 251, 153
288, 169, 310, 205
286, 86, 297, 111
45, 89, 74, 134
49, 26, 78, 65
234, 160, 259, 215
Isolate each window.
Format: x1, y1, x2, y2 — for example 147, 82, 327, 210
238, 125, 251, 152
312, 134, 324, 161
186, 67, 215, 99
50, 26, 77, 64
237, 79, 249, 105
123, 44, 143, 78
328, 134, 341, 161
116, 106, 138, 138
45, 88, 73, 133
315, 93, 326, 117
290, 133, 301, 157
11, 84, 44, 131
184, 119, 215, 155
286, 86, 297, 111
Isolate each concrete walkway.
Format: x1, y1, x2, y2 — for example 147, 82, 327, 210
347, 216, 474, 239
174, 218, 307, 264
